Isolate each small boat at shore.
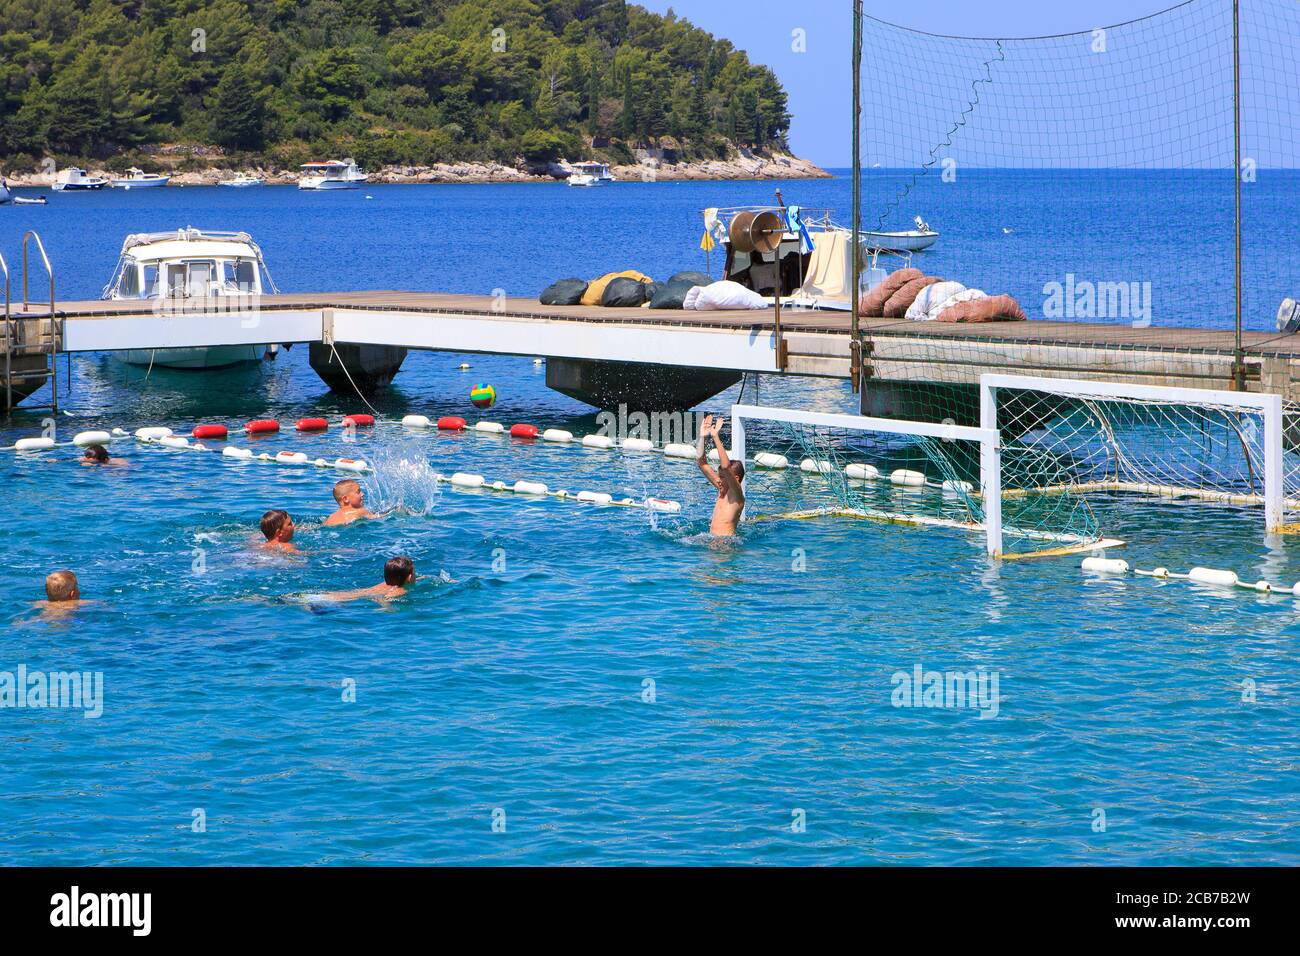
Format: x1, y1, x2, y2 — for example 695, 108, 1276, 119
861, 216, 939, 253
299, 159, 367, 190
52, 167, 109, 191
102, 227, 281, 369
219, 174, 264, 188
567, 162, 615, 187
14, 196, 47, 205
111, 167, 170, 189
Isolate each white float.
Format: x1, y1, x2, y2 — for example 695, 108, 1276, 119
800, 458, 833, 474
541, 429, 573, 443
576, 491, 613, 504
645, 498, 681, 513
334, 458, 368, 472
450, 472, 485, 488
845, 463, 879, 480
14, 436, 55, 451
663, 443, 697, 459
621, 437, 654, 452
1081, 557, 1129, 574
474, 421, 504, 434
401, 414, 431, 428
753, 452, 789, 469
222, 446, 253, 460
73, 430, 112, 447
890, 469, 926, 487
513, 480, 549, 495
134, 426, 173, 440
159, 436, 190, 449
1187, 567, 1239, 588
275, 451, 308, 464
581, 434, 613, 449
942, 479, 974, 495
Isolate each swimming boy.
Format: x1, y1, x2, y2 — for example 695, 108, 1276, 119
315, 556, 416, 603
80, 445, 127, 466
37, 570, 92, 615
695, 414, 745, 535
259, 509, 298, 552
324, 479, 376, 526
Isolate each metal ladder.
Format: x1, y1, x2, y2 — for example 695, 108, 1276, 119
1, 231, 60, 413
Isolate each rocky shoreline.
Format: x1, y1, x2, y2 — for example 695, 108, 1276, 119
2, 151, 830, 187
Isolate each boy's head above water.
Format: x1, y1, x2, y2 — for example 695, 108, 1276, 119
333, 479, 364, 508
82, 444, 110, 463
384, 555, 415, 587
45, 570, 80, 602
260, 509, 294, 542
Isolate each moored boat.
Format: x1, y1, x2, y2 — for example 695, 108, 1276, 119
52, 168, 109, 191
219, 174, 264, 188
111, 167, 170, 189
567, 162, 616, 186
298, 159, 367, 190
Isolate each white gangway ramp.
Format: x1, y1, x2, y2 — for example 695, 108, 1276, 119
730, 403, 1003, 555
978, 373, 1287, 533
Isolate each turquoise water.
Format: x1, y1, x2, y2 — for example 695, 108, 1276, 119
1, 175, 1298, 865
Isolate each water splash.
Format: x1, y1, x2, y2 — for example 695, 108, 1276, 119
365, 444, 443, 516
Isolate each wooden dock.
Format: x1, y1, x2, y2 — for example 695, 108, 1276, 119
10, 290, 1300, 405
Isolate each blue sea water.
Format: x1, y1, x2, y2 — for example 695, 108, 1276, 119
1, 173, 1297, 865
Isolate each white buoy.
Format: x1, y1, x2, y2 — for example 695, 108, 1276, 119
576, 491, 613, 504
513, 480, 549, 495
334, 458, 368, 472
1151, 567, 1170, 578
663, 443, 696, 459
753, 452, 789, 469
942, 479, 974, 495
621, 437, 654, 452
275, 451, 308, 464
474, 421, 504, 434
1081, 557, 1129, 574
645, 498, 681, 513
14, 436, 55, 451
800, 458, 832, 474
159, 435, 190, 449
890, 469, 926, 487
111, 428, 128, 437
845, 463, 879, 480
222, 446, 253, 460
73, 430, 112, 447
491, 480, 507, 490
581, 434, 613, 449
458, 363, 471, 370
134, 426, 173, 440
542, 429, 573, 443
1253, 580, 1272, 593
312, 458, 328, 467
1188, 567, 1239, 588
450, 472, 484, 488
1291, 582, 1300, 597
402, 414, 432, 428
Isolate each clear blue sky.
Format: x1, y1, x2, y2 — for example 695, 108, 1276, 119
635, 1, 1242, 167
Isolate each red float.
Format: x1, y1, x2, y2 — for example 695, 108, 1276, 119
244, 419, 280, 435
296, 417, 329, 432
437, 416, 467, 431
509, 423, 539, 439
192, 424, 228, 439
342, 414, 375, 427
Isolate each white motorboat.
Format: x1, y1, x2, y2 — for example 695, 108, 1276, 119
111, 167, 170, 189
298, 159, 367, 190
52, 167, 109, 191
567, 162, 616, 187
102, 227, 281, 369
219, 174, 264, 187
861, 216, 939, 253
0, 177, 10, 204
14, 196, 47, 205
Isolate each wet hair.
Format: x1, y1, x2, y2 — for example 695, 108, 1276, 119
384, 555, 415, 586
45, 570, 79, 601
333, 479, 360, 504
82, 444, 110, 463
260, 509, 291, 540
726, 459, 745, 482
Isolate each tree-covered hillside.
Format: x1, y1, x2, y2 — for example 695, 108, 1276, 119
0, 0, 792, 171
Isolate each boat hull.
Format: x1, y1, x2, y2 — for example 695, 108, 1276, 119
52, 182, 107, 191
111, 178, 170, 188
862, 231, 939, 253
300, 178, 364, 190
118, 345, 267, 369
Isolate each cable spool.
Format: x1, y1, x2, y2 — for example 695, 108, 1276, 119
728, 209, 785, 255
73, 430, 112, 447
192, 424, 228, 440
728, 211, 757, 251
296, 418, 328, 432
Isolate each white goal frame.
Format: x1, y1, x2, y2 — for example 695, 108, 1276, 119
978, 373, 1286, 531
730, 403, 1004, 555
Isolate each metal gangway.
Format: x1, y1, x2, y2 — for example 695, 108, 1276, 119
1, 231, 60, 413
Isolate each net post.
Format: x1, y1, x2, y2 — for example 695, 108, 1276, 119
730, 406, 747, 524
1264, 392, 1284, 532
978, 379, 1003, 556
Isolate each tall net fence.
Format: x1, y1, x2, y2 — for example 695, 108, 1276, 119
846, 0, 1300, 543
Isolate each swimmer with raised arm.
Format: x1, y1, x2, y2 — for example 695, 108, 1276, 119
258, 509, 299, 553
324, 479, 377, 526
313, 556, 416, 604
696, 414, 745, 535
